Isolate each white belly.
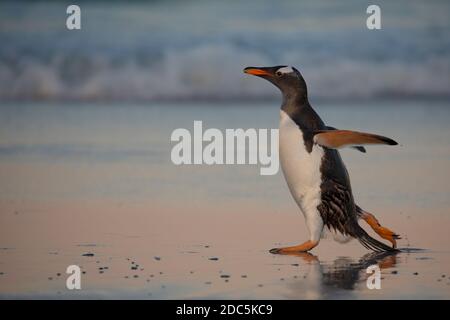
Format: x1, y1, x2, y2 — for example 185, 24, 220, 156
279, 110, 324, 241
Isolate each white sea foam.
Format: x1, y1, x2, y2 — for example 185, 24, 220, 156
0, 0, 449, 101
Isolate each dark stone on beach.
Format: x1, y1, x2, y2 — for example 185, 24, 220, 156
442, 274, 446, 278
225, 279, 229, 282
204, 245, 210, 248
280, 278, 284, 281
99, 271, 104, 274
131, 266, 138, 270
133, 275, 139, 278
291, 263, 299, 267
258, 284, 263, 287
150, 274, 154, 277
391, 271, 398, 274
82, 253, 94, 257
220, 274, 230, 278
56, 273, 61, 276
205, 281, 212, 285
413, 272, 419, 275
154, 256, 161, 261
241, 275, 247, 278
82, 271, 86, 274
0, 272, 4, 275
48, 277, 53, 280
209, 257, 219, 261
159, 272, 163, 275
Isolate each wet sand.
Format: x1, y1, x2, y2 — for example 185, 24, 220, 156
1, 100, 450, 299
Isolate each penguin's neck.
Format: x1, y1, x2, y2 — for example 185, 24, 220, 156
281, 89, 308, 108
280, 92, 324, 131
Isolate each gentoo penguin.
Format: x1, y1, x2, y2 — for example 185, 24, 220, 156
244, 65, 400, 253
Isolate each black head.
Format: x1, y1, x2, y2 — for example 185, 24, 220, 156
243, 65, 308, 102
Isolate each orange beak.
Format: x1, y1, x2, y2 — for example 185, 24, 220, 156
243, 67, 271, 76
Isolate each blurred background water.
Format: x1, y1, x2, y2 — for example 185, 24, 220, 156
1, 0, 450, 299
0, 0, 449, 101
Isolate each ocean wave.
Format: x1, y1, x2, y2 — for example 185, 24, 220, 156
1, 44, 449, 101
1, 0, 449, 101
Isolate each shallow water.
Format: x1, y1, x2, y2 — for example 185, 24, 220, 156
0, 100, 450, 299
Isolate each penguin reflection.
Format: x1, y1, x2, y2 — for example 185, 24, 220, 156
284, 251, 398, 299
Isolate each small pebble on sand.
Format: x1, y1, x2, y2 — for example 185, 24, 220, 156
82, 253, 94, 257
209, 257, 219, 261
154, 256, 161, 261
220, 274, 230, 278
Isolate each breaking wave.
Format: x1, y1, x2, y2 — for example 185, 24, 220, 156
0, 0, 449, 101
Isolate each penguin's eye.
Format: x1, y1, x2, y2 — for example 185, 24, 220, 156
276, 71, 283, 77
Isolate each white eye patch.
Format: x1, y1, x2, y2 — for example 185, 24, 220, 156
277, 66, 294, 74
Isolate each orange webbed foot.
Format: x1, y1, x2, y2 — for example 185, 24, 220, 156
270, 240, 319, 254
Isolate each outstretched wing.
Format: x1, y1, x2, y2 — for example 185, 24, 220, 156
325, 126, 366, 153
314, 129, 398, 150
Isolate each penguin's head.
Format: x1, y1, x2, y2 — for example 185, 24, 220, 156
243, 65, 307, 99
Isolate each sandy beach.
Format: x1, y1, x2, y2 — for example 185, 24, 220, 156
1, 100, 450, 299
